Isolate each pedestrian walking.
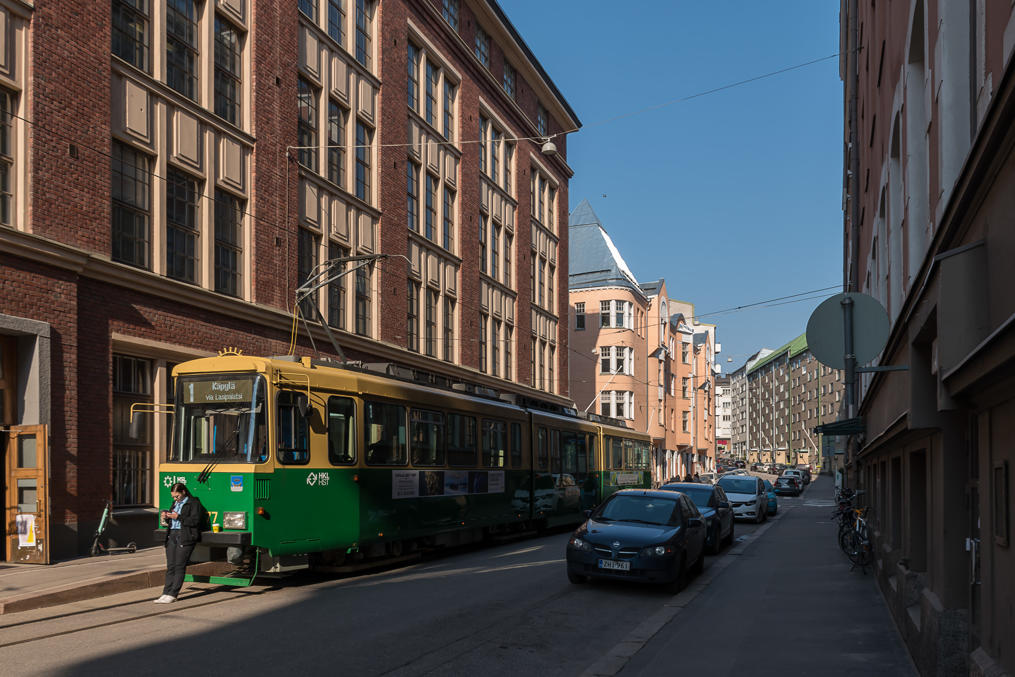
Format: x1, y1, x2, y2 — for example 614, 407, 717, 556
155, 482, 205, 603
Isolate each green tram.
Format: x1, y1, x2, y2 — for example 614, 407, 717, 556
156, 354, 651, 576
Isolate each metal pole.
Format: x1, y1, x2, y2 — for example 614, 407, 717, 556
843, 295, 856, 419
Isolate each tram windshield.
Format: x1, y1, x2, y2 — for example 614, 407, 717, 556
171, 374, 267, 463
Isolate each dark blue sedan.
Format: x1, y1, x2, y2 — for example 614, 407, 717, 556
659, 482, 735, 554
566, 489, 707, 593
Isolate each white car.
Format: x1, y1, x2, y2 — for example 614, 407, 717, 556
715, 475, 768, 524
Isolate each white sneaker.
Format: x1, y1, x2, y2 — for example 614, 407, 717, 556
153, 595, 176, 604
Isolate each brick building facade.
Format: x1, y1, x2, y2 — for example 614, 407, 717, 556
0, 0, 578, 562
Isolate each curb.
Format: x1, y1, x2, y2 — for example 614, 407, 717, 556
0, 561, 229, 615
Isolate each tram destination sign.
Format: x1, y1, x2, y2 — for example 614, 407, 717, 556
183, 377, 254, 404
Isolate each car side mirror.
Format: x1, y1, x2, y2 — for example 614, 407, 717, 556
583, 509, 592, 518
688, 517, 704, 528
719, 501, 731, 509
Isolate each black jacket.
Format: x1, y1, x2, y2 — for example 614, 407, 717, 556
165, 496, 205, 546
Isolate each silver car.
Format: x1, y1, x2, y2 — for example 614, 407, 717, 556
715, 475, 768, 523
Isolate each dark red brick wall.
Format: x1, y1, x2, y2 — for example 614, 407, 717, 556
29, 2, 111, 250
251, 1, 299, 312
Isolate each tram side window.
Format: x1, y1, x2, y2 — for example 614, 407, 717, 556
510, 422, 522, 468
481, 419, 507, 467
277, 391, 310, 465
588, 436, 596, 472
447, 413, 477, 466
411, 409, 444, 466
611, 437, 623, 470
576, 434, 587, 474
550, 429, 561, 474
536, 427, 548, 470
561, 432, 577, 474
327, 396, 356, 465
365, 401, 407, 465
623, 439, 634, 469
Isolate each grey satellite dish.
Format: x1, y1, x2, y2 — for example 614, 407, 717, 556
806, 292, 890, 369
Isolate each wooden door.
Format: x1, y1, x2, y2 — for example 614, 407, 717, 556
5, 425, 49, 563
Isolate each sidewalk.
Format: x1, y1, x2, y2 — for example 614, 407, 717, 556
0, 547, 168, 614
590, 474, 917, 676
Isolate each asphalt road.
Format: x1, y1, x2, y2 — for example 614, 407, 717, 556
0, 478, 905, 677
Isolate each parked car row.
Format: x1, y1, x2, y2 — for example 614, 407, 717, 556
564, 463, 802, 594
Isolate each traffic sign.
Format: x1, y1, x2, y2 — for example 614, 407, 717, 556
806, 292, 889, 369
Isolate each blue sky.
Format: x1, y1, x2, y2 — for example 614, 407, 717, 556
500, 0, 844, 372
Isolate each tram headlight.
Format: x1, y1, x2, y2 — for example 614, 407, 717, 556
223, 511, 247, 530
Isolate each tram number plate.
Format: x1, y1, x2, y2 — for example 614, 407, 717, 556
598, 558, 630, 572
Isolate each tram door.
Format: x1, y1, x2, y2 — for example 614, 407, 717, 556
4, 425, 49, 563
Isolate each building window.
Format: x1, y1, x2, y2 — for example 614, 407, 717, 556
0, 89, 15, 226
425, 289, 438, 357
113, 355, 153, 506
601, 347, 611, 374
298, 0, 317, 20
297, 227, 318, 317
443, 80, 456, 141
407, 42, 419, 112
536, 104, 548, 136
490, 225, 499, 280
504, 325, 512, 378
475, 26, 490, 67
682, 411, 689, 432
112, 141, 151, 269
442, 187, 455, 252
355, 121, 372, 202
407, 281, 419, 352
327, 242, 347, 329
328, 0, 345, 45
213, 189, 242, 297
355, 265, 370, 336
491, 319, 500, 377
166, 0, 199, 101
327, 101, 346, 187
425, 62, 438, 128
113, 0, 150, 72
575, 302, 585, 330
407, 162, 419, 232
601, 391, 611, 418
166, 168, 199, 283
479, 116, 489, 175
491, 130, 500, 184
479, 313, 488, 373
682, 343, 689, 363
479, 214, 488, 274
214, 16, 241, 125
297, 78, 318, 170
548, 346, 555, 394
425, 174, 438, 241
502, 62, 515, 98
354, 0, 373, 69
442, 0, 459, 30
547, 264, 555, 309
504, 233, 512, 286
600, 301, 610, 328
504, 143, 513, 193
443, 297, 455, 362
538, 340, 545, 390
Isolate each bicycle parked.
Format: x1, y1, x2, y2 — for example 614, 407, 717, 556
831, 488, 872, 571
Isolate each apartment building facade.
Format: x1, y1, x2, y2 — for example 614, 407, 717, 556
568, 200, 716, 486
841, 1, 1015, 673
729, 334, 842, 469
0, 0, 578, 562
715, 373, 730, 456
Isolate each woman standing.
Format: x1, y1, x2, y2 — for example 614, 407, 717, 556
155, 482, 204, 603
